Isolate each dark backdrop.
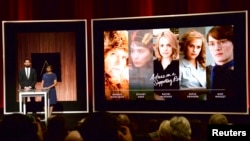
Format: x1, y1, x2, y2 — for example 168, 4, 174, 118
31, 53, 61, 82
0, 0, 250, 109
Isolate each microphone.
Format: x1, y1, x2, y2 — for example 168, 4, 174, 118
40, 60, 48, 75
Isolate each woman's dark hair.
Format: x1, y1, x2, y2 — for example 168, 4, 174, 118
130, 30, 153, 50
46, 65, 53, 70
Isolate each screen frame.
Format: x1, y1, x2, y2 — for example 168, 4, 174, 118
92, 11, 248, 114
2, 20, 89, 114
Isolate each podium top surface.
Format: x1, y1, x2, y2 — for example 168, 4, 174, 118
19, 89, 49, 94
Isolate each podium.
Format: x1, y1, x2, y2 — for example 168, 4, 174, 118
19, 89, 50, 123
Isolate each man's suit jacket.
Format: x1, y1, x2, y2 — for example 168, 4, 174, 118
19, 67, 37, 89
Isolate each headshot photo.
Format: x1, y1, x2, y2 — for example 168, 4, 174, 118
153, 29, 180, 100
104, 30, 130, 100
128, 29, 154, 100
179, 28, 207, 89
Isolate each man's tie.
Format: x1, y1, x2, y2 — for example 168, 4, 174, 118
26, 68, 30, 78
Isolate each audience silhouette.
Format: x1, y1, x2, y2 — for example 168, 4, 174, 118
43, 115, 68, 141
0, 112, 246, 141
0, 113, 41, 141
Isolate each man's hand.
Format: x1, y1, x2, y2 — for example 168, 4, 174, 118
24, 86, 31, 90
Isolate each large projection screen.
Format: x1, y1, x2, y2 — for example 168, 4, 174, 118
92, 11, 248, 114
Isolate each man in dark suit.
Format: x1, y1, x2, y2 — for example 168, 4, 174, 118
206, 26, 234, 100
19, 58, 37, 114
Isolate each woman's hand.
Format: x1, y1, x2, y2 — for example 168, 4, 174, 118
42, 87, 49, 90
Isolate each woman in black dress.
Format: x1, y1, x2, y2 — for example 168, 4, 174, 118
153, 30, 179, 100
